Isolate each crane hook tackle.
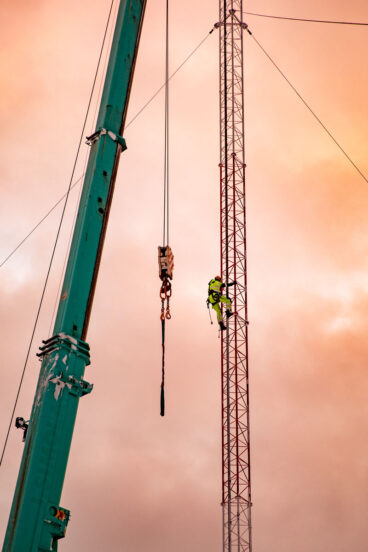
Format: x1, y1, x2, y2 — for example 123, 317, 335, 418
158, 245, 174, 417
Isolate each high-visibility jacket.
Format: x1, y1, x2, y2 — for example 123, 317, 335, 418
208, 278, 224, 304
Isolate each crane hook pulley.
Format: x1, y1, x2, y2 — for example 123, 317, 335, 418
159, 245, 173, 319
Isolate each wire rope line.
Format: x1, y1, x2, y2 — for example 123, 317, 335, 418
0, 0, 116, 467
244, 11, 368, 26
163, 0, 170, 246
249, 32, 368, 185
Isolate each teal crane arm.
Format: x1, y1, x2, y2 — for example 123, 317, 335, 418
3, 1, 146, 550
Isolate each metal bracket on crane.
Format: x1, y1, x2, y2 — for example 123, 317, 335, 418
49, 372, 93, 399
85, 127, 127, 150
37, 333, 91, 364
37, 334, 93, 399
15, 417, 29, 442
43, 504, 70, 541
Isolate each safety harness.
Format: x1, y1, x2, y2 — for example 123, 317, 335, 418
207, 279, 237, 329
208, 279, 223, 304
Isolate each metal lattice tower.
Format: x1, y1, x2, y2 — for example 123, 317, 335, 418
217, 2, 252, 551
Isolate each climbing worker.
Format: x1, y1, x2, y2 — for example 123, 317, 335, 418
208, 276, 237, 330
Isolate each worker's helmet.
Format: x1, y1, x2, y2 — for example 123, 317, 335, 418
215, 275, 221, 281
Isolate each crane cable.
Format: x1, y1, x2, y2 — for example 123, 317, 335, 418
158, 0, 173, 417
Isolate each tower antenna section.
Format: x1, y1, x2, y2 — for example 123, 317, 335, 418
217, 2, 252, 551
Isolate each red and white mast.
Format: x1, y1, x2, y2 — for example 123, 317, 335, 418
217, 2, 252, 550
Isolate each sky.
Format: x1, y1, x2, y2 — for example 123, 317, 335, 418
1, 0, 368, 551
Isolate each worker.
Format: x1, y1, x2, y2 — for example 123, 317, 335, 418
208, 276, 237, 330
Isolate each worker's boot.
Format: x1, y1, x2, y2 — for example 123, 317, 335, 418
219, 321, 227, 331
226, 310, 234, 319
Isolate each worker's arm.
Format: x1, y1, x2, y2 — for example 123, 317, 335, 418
227, 280, 237, 287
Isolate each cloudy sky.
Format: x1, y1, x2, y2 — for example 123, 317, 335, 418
1, 0, 368, 550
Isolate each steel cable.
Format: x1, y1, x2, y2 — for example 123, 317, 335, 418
249, 32, 368, 185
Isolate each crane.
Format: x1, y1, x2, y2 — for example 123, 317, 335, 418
217, 1, 253, 551
2, 1, 146, 550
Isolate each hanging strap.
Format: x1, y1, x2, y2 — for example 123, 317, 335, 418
160, 317, 165, 416
159, 277, 171, 417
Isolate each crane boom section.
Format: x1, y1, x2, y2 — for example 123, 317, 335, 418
3, 2, 146, 550
54, 0, 146, 339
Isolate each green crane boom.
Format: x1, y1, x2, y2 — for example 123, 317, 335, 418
3, 1, 146, 550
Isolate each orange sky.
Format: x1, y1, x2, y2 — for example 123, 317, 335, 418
1, 1, 368, 551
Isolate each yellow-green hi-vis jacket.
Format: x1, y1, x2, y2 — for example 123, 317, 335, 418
208, 278, 232, 322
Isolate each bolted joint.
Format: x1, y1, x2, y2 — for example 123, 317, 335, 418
86, 127, 127, 151
49, 372, 93, 400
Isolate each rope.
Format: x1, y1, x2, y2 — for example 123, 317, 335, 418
244, 12, 368, 26
0, 0, 116, 467
249, 32, 368, 185
159, 274, 171, 417
207, 299, 213, 325
160, 318, 165, 416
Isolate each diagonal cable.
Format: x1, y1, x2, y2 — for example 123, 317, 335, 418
126, 27, 214, 129
249, 32, 368, 184
0, 176, 83, 269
